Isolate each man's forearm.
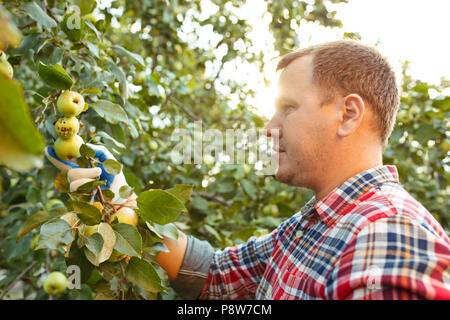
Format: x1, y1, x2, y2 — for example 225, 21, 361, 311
156, 232, 188, 281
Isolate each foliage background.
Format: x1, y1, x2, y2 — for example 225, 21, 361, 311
0, 0, 448, 299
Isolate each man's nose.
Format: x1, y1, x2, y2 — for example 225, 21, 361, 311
264, 117, 282, 139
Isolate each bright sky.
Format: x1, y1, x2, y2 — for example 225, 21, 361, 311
239, 0, 450, 118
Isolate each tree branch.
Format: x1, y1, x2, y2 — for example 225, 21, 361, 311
0, 261, 37, 299
197, 192, 229, 207
167, 96, 200, 121
19, 21, 37, 30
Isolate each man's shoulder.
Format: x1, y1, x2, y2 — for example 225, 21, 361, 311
344, 182, 449, 243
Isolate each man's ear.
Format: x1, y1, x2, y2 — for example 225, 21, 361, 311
337, 94, 365, 138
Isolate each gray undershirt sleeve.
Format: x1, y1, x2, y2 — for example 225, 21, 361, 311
169, 235, 215, 299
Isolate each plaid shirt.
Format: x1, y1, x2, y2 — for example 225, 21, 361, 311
199, 165, 450, 300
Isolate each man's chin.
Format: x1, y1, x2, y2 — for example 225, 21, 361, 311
275, 167, 294, 185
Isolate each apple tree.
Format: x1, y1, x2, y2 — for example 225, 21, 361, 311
0, 0, 448, 301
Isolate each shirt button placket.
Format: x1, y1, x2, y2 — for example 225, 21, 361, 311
296, 230, 304, 238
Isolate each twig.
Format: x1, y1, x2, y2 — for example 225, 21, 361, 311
0, 261, 37, 299
119, 263, 128, 283
167, 96, 200, 121
45, 249, 51, 273
197, 192, 229, 207
19, 21, 37, 30
42, 0, 58, 24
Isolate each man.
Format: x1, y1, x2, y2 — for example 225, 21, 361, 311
45, 40, 450, 300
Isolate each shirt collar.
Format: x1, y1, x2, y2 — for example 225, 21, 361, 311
301, 165, 399, 227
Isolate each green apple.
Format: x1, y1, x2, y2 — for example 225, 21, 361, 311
113, 207, 139, 226
54, 134, 83, 161
263, 204, 278, 216
0, 50, 6, 62
439, 139, 450, 153
43, 272, 68, 295
148, 140, 158, 151
57, 91, 85, 117
54, 116, 80, 138
0, 60, 13, 79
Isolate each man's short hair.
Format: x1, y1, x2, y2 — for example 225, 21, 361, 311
277, 40, 399, 147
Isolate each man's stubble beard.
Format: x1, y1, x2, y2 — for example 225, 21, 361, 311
275, 155, 308, 188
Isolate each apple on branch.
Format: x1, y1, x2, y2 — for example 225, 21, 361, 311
54, 116, 80, 139
57, 91, 85, 117
54, 134, 84, 161
43, 271, 68, 295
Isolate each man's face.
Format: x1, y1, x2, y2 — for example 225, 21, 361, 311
265, 55, 339, 189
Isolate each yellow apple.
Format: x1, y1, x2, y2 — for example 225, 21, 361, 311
0, 50, 6, 62
57, 91, 85, 117
0, 60, 13, 79
54, 116, 80, 138
54, 134, 83, 161
114, 207, 138, 226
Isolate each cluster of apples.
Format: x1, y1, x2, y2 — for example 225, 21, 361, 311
54, 91, 86, 161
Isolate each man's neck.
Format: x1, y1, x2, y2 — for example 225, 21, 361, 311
314, 159, 383, 202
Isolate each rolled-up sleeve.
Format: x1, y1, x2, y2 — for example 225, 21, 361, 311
169, 235, 215, 299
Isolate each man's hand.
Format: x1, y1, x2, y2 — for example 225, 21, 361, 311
44, 143, 132, 204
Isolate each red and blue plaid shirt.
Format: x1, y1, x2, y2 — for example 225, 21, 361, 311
199, 165, 450, 299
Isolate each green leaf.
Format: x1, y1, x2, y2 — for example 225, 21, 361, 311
241, 179, 257, 200
0, 76, 44, 171
38, 62, 73, 90
137, 190, 187, 225
107, 60, 128, 105
84, 40, 99, 58
61, 12, 84, 42
165, 184, 193, 204
73, 0, 97, 15
72, 201, 102, 225
22, 2, 57, 29
16, 210, 62, 242
119, 185, 134, 199
103, 159, 122, 175
84, 223, 115, 266
81, 87, 101, 95
125, 257, 164, 293
75, 180, 106, 193
66, 235, 93, 282
85, 233, 104, 256
84, 20, 101, 41
37, 219, 74, 250
123, 168, 143, 194
90, 100, 129, 124
146, 222, 179, 240
112, 223, 142, 257
79, 144, 96, 158
111, 45, 145, 66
